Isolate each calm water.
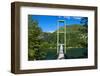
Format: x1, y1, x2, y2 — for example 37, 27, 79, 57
42, 48, 88, 60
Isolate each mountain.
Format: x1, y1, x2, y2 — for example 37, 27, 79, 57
56, 24, 83, 33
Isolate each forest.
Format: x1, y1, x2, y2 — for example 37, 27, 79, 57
28, 15, 88, 60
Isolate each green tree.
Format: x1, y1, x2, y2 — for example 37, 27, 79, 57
79, 17, 88, 47
28, 15, 42, 60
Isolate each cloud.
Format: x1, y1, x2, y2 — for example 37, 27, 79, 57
48, 31, 54, 33
64, 16, 71, 19
58, 16, 82, 20
72, 17, 82, 20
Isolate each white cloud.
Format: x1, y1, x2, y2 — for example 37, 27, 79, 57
64, 16, 71, 19
48, 31, 54, 33
58, 16, 82, 20
72, 16, 82, 20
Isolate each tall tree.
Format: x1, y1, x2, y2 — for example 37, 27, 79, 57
79, 17, 88, 47
80, 17, 88, 33
28, 15, 42, 60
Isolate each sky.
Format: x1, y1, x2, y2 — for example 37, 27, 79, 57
31, 15, 87, 32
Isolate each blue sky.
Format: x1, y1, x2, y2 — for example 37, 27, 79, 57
31, 15, 86, 32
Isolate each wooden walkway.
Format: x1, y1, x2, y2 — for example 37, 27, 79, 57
57, 44, 65, 59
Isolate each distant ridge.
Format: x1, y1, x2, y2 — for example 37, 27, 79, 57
56, 24, 83, 33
